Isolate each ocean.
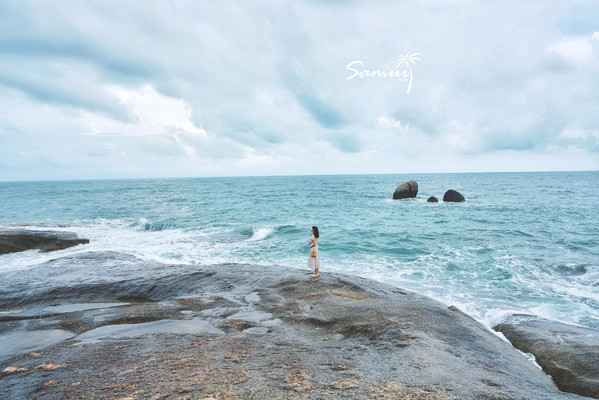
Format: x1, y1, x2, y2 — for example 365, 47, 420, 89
1, 171, 598, 330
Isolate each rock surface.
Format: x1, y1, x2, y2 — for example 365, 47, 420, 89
427, 196, 439, 202
495, 316, 599, 399
393, 181, 418, 199
443, 189, 465, 202
0, 230, 89, 254
0, 255, 584, 400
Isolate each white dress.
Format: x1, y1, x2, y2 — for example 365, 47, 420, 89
307, 235, 320, 270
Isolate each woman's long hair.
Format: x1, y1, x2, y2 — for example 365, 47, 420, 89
312, 226, 319, 238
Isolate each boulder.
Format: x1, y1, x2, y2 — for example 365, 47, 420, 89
0, 230, 89, 255
393, 181, 418, 199
0, 255, 581, 400
494, 316, 599, 399
427, 196, 438, 203
443, 190, 465, 202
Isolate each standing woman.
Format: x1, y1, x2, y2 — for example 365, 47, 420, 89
308, 226, 320, 277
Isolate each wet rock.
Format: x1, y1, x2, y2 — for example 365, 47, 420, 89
227, 311, 273, 323
242, 327, 268, 335
443, 189, 465, 202
393, 181, 418, 199
0, 230, 89, 254
495, 316, 599, 399
427, 196, 438, 203
245, 292, 260, 303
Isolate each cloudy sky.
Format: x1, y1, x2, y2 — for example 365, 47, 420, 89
0, 0, 598, 181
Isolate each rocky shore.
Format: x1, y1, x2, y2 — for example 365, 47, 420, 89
0, 230, 89, 254
495, 316, 599, 399
0, 254, 592, 399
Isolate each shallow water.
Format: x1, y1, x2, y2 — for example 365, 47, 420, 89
75, 317, 224, 344
1, 172, 598, 329
0, 330, 76, 361
44, 302, 130, 314
227, 311, 273, 323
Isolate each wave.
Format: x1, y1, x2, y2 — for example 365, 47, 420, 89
274, 224, 305, 235
129, 217, 175, 232
241, 224, 305, 238
553, 263, 588, 276
247, 227, 274, 241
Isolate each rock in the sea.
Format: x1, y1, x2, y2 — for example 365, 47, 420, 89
443, 189, 465, 202
427, 196, 438, 203
393, 181, 418, 199
495, 316, 599, 399
0, 230, 89, 255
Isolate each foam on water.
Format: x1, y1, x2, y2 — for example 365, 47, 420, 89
248, 226, 274, 241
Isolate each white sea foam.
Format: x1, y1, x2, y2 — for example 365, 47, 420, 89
481, 308, 535, 329
248, 226, 274, 241
1, 220, 217, 269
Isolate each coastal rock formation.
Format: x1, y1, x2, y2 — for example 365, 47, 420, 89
495, 316, 599, 399
0, 230, 89, 255
427, 196, 438, 202
443, 189, 465, 202
393, 181, 418, 199
0, 253, 582, 399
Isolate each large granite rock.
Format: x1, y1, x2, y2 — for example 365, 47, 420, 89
495, 316, 599, 399
0, 230, 89, 255
0, 254, 582, 399
393, 181, 418, 199
443, 189, 465, 202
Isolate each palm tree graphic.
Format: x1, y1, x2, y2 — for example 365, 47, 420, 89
396, 52, 423, 94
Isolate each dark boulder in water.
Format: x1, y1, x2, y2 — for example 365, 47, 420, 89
393, 181, 418, 199
0, 230, 89, 255
427, 196, 439, 203
494, 316, 599, 399
443, 190, 465, 202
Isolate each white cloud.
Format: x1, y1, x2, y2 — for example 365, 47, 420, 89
439, 121, 480, 154
236, 146, 278, 168
377, 116, 403, 129
548, 33, 597, 61
106, 85, 206, 137
557, 129, 599, 151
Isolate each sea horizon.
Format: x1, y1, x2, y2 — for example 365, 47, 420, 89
2, 168, 598, 184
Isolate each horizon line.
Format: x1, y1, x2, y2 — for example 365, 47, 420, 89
0, 169, 597, 184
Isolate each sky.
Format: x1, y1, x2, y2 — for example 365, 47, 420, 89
0, 0, 598, 181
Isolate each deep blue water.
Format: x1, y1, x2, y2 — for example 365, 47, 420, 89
1, 172, 598, 329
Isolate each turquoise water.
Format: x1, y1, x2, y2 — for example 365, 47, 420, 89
1, 172, 598, 329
